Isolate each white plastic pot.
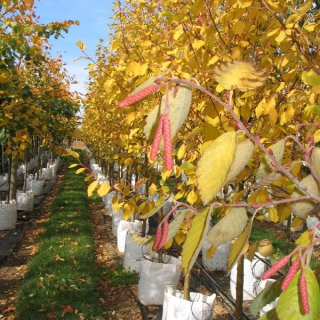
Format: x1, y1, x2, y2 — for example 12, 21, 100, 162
117, 220, 148, 253
42, 167, 52, 180
202, 241, 230, 272
230, 253, 268, 301
31, 179, 45, 196
162, 286, 216, 320
138, 254, 182, 306
0, 200, 17, 230
123, 232, 150, 273
0, 174, 9, 192
16, 190, 34, 212
112, 208, 123, 237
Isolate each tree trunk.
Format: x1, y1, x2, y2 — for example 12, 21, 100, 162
234, 254, 244, 320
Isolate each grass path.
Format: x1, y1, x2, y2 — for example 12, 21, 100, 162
15, 155, 104, 320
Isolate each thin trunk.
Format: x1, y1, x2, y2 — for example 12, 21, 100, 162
183, 271, 191, 301
234, 254, 244, 320
9, 155, 18, 201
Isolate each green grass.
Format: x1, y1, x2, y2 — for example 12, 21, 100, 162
15, 154, 104, 320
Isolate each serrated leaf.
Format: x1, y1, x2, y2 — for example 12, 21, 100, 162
181, 207, 211, 273
276, 267, 320, 319
196, 132, 237, 205
226, 139, 254, 182
250, 278, 283, 316
87, 180, 99, 197
76, 168, 86, 174
207, 207, 248, 250
227, 214, 253, 273
97, 182, 111, 197
214, 61, 268, 92
255, 139, 286, 180
291, 175, 319, 218
69, 164, 80, 168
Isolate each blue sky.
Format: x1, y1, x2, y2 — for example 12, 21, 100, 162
34, 0, 115, 94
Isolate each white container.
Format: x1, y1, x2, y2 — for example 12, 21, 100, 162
42, 167, 52, 180
112, 208, 123, 237
16, 190, 34, 212
138, 254, 182, 306
117, 220, 148, 253
123, 232, 151, 272
202, 241, 230, 272
31, 180, 45, 196
230, 253, 268, 301
0, 174, 9, 192
0, 200, 17, 230
162, 286, 216, 320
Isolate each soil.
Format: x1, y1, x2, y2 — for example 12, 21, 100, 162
0, 166, 317, 320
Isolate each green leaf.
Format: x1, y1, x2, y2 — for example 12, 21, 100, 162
276, 267, 320, 319
258, 308, 280, 320
180, 162, 195, 171
250, 278, 283, 316
181, 207, 211, 273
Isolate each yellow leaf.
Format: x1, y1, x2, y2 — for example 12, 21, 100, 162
269, 107, 278, 127
123, 202, 134, 221
275, 30, 286, 43
87, 180, 99, 197
76, 168, 86, 174
177, 144, 186, 160
127, 61, 148, 77
232, 21, 246, 35
186, 189, 197, 205
84, 174, 94, 182
97, 182, 111, 197
214, 61, 268, 92
68, 164, 80, 168
148, 183, 157, 196
255, 139, 286, 180
192, 39, 205, 50
76, 40, 86, 51
295, 230, 312, 247
173, 190, 185, 201
226, 139, 254, 182
205, 245, 217, 259
206, 207, 248, 249
190, 0, 205, 16
268, 207, 278, 223
104, 79, 113, 93
181, 207, 211, 273
196, 132, 237, 205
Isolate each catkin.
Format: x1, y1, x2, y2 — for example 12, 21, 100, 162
261, 256, 290, 280
153, 226, 162, 251
118, 85, 159, 108
162, 115, 173, 170
150, 115, 164, 161
281, 260, 300, 291
158, 220, 169, 249
299, 275, 310, 314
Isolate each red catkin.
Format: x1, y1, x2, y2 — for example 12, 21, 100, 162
299, 275, 310, 314
281, 260, 300, 291
118, 85, 159, 108
150, 115, 164, 161
262, 256, 290, 280
162, 115, 173, 170
153, 226, 162, 251
158, 220, 169, 249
